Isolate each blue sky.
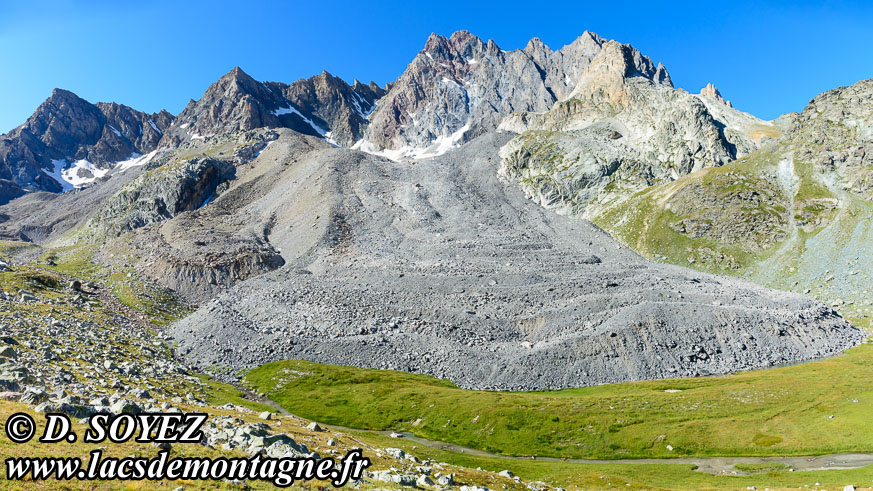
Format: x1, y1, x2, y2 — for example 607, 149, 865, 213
1, 0, 872, 133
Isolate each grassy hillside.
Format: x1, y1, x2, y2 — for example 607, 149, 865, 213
590, 146, 873, 331
245, 343, 873, 460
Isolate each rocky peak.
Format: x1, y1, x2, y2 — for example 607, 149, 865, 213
362, 30, 621, 157
569, 40, 673, 105
160, 67, 288, 146
216, 66, 268, 97
162, 66, 387, 148
275, 70, 386, 146
0, 89, 173, 200
26, 89, 106, 157
700, 83, 732, 107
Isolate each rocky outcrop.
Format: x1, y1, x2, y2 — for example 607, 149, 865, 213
498, 40, 765, 216
0, 89, 173, 200
700, 83, 732, 107
590, 77, 873, 328
161, 67, 384, 148
74, 154, 236, 242
271, 72, 385, 147
360, 30, 610, 158
69, 130, 295, 302
786, 78, 873, 199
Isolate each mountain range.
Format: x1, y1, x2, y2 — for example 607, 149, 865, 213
0, 29, 868, 390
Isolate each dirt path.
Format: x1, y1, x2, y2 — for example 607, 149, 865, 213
248, 393, 873, 475
337, 426, 873, 475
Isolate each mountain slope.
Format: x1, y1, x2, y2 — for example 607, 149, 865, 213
0, 89, 173, 200
358, 30, 615, 159
161, 67, 384, 148
592, 78, 873, 328
496, 41, 776, 218
148, 130, 861, 390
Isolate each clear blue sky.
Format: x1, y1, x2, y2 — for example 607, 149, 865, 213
2, 0, 872, 133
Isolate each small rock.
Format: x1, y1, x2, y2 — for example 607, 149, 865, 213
305, 422, 323, 432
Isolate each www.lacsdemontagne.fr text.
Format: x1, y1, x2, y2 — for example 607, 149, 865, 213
4, 411, 370, 487
6, 448, 370, 486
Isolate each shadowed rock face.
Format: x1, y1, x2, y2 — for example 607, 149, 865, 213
161, 67, 385, 148
163, 131, 862, 391
0, 89, 173, 200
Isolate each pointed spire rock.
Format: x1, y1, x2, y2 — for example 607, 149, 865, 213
700, 83, 732, 107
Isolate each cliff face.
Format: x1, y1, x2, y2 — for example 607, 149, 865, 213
161, 67, 384, 149
497, 41, 770, 217
360, 31, 608, 157
591, 78, 873, 328
0, 89, 172, 200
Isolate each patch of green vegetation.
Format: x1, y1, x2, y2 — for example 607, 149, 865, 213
752, 433, 784, 447
592, 182, 758, 275
734, 462, 789, 473
246, 344, 873, 460
359, 430, 873, 490
195, 374, 275, 413
793, 158, 835, 203
0, 265, 65, 295
0, 240, 38, 260
38, 243, 189, 325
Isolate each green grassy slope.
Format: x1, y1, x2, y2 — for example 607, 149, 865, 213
590, 147, 873, 331
245, 343, 873, 460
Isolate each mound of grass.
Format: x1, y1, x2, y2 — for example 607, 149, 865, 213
363, 430, 873, 490
245, 344, 873, 460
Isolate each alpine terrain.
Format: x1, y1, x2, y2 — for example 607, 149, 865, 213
1, 27, 872, 490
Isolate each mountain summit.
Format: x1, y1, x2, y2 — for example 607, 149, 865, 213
0, 89, 173, 201
359, 30, 613, 158
700, 82, 732, 107
161, 67, 385, 148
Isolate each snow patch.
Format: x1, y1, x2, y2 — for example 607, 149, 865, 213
148, 119, 162, 134
46, 159, 75, 192
273, 105, 326, 136
116, 151, 157, 172
107, 124, 122, 137
47, 158, 110, 190
352, 123, 470, 161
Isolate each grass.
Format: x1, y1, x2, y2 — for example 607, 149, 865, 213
6, 382, 872, 490
36, 242, 189, 325
195, 374, 275, 413
734, 462, 789, 473
245, 343, 873, 460
357, 431, 873, 490
0, 239, 39, 259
